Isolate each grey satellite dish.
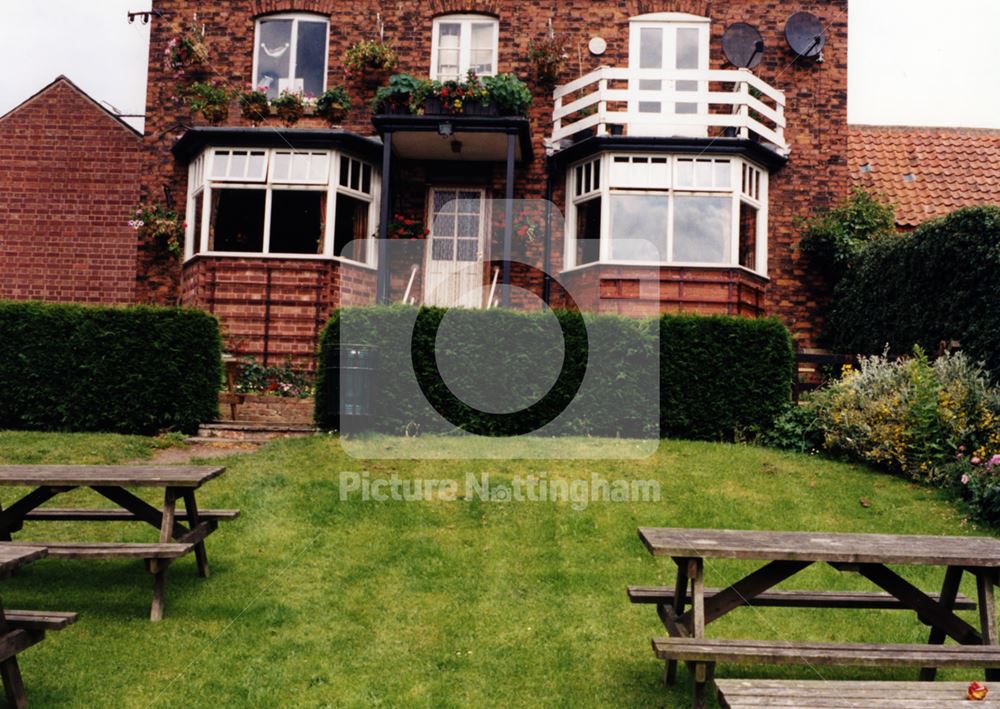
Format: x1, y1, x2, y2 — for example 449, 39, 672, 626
785, 11, 825, 59
722, 23, 765, 69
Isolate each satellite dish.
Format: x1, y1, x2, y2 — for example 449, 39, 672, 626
722, 23, 765, 69
785, 11, 826, 59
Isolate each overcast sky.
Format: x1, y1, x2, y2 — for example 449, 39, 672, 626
1, 0, 998, 132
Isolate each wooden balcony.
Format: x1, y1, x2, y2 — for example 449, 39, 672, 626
549, 66, 788, 156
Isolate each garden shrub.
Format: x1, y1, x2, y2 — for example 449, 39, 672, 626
830, 206, 1000, 380
799, 187, 896, 281
316, 306, 794, 440
0, 301, 221, 434
794, 348, 1000, 481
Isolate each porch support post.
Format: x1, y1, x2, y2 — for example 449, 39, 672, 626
502, 131, 515, 307
376, 131, 393, 304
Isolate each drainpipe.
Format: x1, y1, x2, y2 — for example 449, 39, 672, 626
542, 168, 554, 305
376, 132, 393, 304
502, 132, 515, 307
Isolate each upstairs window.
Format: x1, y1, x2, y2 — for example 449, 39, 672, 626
431, 14, 499, 81
254, 13, 329, 99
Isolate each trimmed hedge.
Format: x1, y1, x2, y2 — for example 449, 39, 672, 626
316, 306, 793, 440
830, 206, 1000, 379
659, 315, 794, 439
0, 302, 222, 434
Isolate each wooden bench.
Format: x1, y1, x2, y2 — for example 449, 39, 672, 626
715, 679, 1000, 708
3, 611, 77, 632
24, 508, 240, 523
40, 542, 194, 560
655, 637, 1000, 707
628, 585, 978, 611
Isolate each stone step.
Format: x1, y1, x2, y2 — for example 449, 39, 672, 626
193, 421, 318, 442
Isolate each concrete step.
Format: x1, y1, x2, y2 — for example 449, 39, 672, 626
193, 421, 318, 443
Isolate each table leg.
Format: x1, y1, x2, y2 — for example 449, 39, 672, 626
0, 606, 27, 709
920, 565, 963, 681
664, 558, 690, 686
689, 558, 707, 709
976, 569, 1000, 681
148, 489, 178, 622
183, 491, 210, 578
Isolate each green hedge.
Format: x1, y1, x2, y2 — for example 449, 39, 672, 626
0, 302, 222, 434
659, 315, 794, 439
316, 306, 793, 440
830, 206, 1000, 379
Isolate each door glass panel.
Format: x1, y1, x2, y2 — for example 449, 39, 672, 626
457, 214, 479, 237
639, 101, 661, 113
433, 213, 456, 236
434, 190, 458, 212
676, 28, 699, 69
457, 239, 478, 261
639, 79, 661, 91
432, 239, 454, 260
639, 28, 663, 68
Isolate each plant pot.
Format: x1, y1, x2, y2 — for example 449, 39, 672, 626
608, 123, 625, 136
382, 98, 410, 115
464, 100, 497, 116
322, 106, 349, 125
200, 103, 229, 125
422, 97, 444, 115
241, 101, 270, 125
276, 105, 304, 126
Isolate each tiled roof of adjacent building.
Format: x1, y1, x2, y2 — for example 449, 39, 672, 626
849, 124, 1000, 227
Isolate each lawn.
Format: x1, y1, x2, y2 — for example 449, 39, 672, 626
0, 430, 991, 708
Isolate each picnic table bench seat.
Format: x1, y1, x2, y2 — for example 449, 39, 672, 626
628, 585, 978, 611
654, 636, 1000, 669
24, 508, 240, 522
3, 611, 77, 632
39, 542, 194, 560
715, 679, 1000, 708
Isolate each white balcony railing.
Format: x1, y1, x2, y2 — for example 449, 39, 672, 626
549, 66, 788, 156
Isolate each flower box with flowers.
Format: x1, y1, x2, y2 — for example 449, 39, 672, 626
129, 204, 184, 257
386, 214, 428, 240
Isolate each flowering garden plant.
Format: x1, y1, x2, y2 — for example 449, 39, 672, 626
316, 86, 352, 124
163, 22, 210, 77
272, 90, 307, 125
527, 35, 568, 85
186, 81, 233, 124
129, 204, 184, 257
386, 214, 428, 240
344, 40, 398, 81
235, 356, 313, 398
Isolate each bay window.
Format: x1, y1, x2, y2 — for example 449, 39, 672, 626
254, 13, 329, 99
431, 14, 499, 81
184, 148, 377, 264
565, 153, 768, 274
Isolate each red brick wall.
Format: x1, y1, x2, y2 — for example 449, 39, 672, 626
0, 78, 143, 304
181, 256, 374, 368
146, 0, 848, 350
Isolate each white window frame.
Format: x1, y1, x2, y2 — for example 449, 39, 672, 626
563, 152, 769, 277
430, 14, 500, 81
252, 12, 330, 96
184, 147, 378, 267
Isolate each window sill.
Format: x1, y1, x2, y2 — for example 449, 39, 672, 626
559, 260, 768, 280
184, 252, 377, 270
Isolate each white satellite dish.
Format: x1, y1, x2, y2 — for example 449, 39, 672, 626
588, 37, 607, 55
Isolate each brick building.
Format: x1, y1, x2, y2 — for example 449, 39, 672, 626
0, 76, 144, 304
9, 1, 851, 367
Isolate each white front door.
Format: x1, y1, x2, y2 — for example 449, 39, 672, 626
628, 19, 709, 137
424, 188, 486, 308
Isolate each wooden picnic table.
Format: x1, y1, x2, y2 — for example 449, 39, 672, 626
0, 544, 72, 708
635, 527, 1000, 708
0, 465, 238, 621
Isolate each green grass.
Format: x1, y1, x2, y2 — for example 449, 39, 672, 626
0, 432, 990, 707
